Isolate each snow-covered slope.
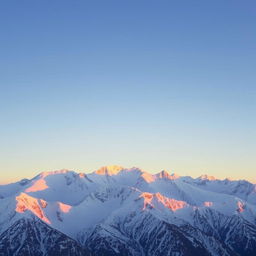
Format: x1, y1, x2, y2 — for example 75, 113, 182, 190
0, 165, 256, 256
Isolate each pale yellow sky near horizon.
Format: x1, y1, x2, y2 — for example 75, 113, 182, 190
1, 164, 255, 185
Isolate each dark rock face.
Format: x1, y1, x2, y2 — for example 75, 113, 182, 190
220, 216, 256, 256
83, 210, 256, 256
1, 213, 256, 256
84, 212, 211, 256
0, 218, 89, 256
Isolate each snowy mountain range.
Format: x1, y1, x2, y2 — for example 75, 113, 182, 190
0, 165, 256, 256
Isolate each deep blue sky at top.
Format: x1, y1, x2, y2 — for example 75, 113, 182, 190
0, 0, 255, 182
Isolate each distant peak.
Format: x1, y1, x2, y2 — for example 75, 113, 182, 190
156, 170, 179, 180
171, 173, 180, 179
198, 174, 216, 181
27, 169, 77, 193
95, 165, 124, 176
157, 170, 170, 178
78, 173, 86, 178
39, 169, 71, 178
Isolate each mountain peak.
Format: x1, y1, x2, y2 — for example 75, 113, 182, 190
39, 169, 71, 178
156, 170, 179, 180
198, 174, 216, 181
94, 165, 124, 176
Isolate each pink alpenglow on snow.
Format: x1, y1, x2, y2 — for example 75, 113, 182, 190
140, 192, 187, 211
58, 202, 72, 213
15, 193, 51, 224
25, 179, 48, 192
204, 201, 213, 207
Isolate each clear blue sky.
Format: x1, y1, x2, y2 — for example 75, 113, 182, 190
0, 0, 255, 183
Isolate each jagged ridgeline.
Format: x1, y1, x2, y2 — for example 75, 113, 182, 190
0, 166, 256, 256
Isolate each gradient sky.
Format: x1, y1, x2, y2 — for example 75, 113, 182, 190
0, 0, 256, 184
